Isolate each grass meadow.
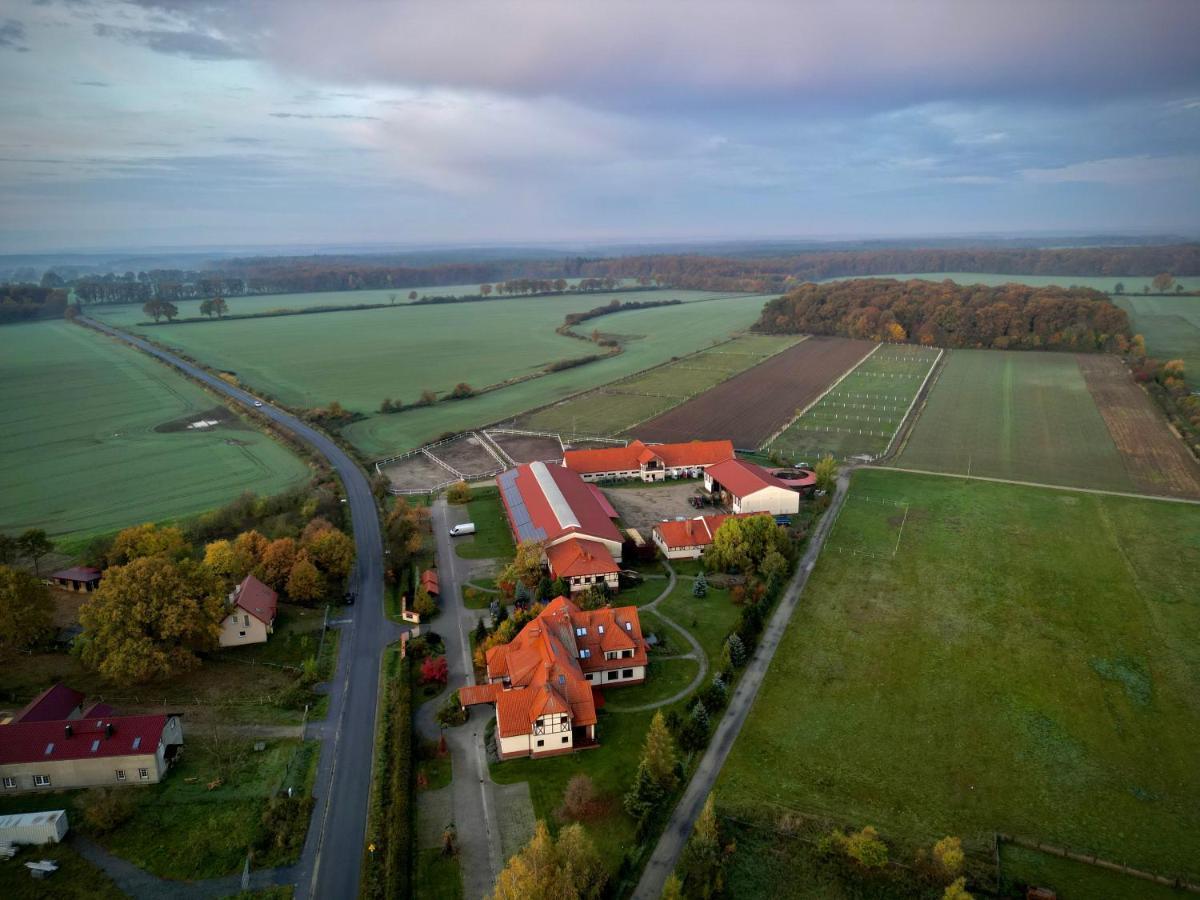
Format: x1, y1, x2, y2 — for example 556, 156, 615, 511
0, 321, 309, 547
771, 343, 941, 461
834, 272, 1200, 293
895, 349, 1133, 492
1113, 294, 1200, 384
518, 332, 803, 437
717, 469, 1200, 887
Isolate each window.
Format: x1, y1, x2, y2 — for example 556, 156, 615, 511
33, 775, 51, 787
239, 631, 246, 637
2, 777, 15, 789
244, 614, 250, 627
536, 739, 544, 748
138, 768, 150, 780
575, 626, 587, 636
597, 624, 605, 634
623, 669, 634, 678
561, 736, 569, 744
579, 648, 591, 659
115, 770, 126, 781
625, 621, 632, 631
624, 649, 633, 658
585, 673, 593, 681
559, 715, 569, 727
607, 671, 617, 681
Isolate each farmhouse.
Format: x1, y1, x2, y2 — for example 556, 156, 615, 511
705, 459, 800, 516
497, 461, 623, 593
218, 574, 278, 648
0, 687, 183, 792
48, 566, 101, 593
563, 439, 734, 482
459, 596, 647, 759
652, 513, 756, 560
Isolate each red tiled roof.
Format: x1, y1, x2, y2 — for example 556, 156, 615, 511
458, 684, 499, 707
499, 462, 622, 546
12, 684, 84, 723
706, 458, 792, 497
480, 596, 647, 738
420, 569, 440, 595
586, 484, 618, 519
233, 574, 278, 625
0, 715, 172, 765
563, 439, 734, 475
545, 538, 620, 579
653, 513, 758, 550
49, 567, 101, 583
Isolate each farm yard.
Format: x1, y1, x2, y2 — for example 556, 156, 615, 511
484, 430, 565, 464
717, 469, 1200, 890
0, 321, 309, 547
635, 335, 875, 448
515, 333, 804, 438
894, 349, 1138, 493
345, 291, 774, 455
1075, 354, 1200, 498
769, 342, 941, 461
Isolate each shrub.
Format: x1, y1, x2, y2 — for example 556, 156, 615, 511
420, 655, 449, 685
446, 481, 470, 504
437, 691, 467, 728
933, 835, 964, 878
559, 773, 599, 821
841, 825, 889, 869
81, 787, 138, 833
257, 794, 315, 858
692, 572, 707, 598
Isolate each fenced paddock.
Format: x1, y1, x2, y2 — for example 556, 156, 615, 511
767, 343, 941, 462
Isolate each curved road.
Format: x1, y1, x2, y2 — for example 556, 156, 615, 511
81, 317, 386, 900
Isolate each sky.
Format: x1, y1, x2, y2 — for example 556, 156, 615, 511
1, 0, 1198, 252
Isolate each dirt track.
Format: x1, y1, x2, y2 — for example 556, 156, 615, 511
632, 336, 874, 448
1076, 354, 1200, 499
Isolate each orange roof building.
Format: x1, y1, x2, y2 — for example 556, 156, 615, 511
651, 513, 759, 560
563, 439, 734, 483
460, 596, 648, 759
704, 458, 801, 516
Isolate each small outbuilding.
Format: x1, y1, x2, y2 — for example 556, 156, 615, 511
0, 810, 68, 845
419, 568, 440, 598
704, 459, 801, 516
48, 567, 101, 593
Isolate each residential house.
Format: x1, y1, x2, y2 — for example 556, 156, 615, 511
563, 439, 734, 482
652, 513, 757, 560
218, 574, 278, 648
704, 459, 801, 516
459, 596, 647, 759
48, 567, 101, 593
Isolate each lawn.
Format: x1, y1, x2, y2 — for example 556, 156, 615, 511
773, 343, 941, 461
655, 581, 741, 668
0, 843, 125, 900
895, 349, 1134, 492
602, 657, 700, 710
453, 487, 515, 560
0, 321, 310, 547
414, 848, 463, 900
1113, 294, 1200, 386
0, 739, 318, 881
717, 469, 1200, 883
999, 843, 1188, 900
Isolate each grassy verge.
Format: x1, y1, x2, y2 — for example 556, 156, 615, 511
602, 657, 699, 710
414, 848, 464, 900
453, 487, 516, 560
999, 843, 1187, 900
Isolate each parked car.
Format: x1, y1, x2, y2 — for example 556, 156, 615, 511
344, 591, 356, 605
449, 522, 476, 536
253, 400, 264, 407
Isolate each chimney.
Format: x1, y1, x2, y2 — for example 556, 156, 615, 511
105, 723, 114, 739
64, 723, 73, 738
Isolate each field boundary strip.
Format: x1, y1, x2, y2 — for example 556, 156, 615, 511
873, 464, 1200, 506
880, 347, 944, 459
759, 341, 881, 450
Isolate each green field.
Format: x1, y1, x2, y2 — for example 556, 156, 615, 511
518, 333, 804, 437
771, 343, 941, 461
718, 469, 1200, 884
838, 272, 1200, 293
1113, 294, 1200, 383
894, 349, 1133, 492
0, 321, 309, 546
345, 293, 773, 454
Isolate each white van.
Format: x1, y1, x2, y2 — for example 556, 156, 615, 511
449, 522, 476, 537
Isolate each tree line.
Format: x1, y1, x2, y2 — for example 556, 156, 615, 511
755, 278, 1132, 352
0, 285, 68, 324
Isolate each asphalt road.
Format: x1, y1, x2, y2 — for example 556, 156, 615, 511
632, 471, 853, 899
80, 317, 388, 900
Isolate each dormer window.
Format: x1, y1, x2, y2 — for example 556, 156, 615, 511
624, 622, 632, 631
580, 649, 591, 659
575, 626, 587, 636
597, 625, 605, 634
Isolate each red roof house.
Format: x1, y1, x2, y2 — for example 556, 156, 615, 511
48, 566, 102, 593
461, 596, 647, 759
652, 513, 760, 559
219, 575, 279, 648
563, 439, 734, 482
704, 459, 800, 516
11, 684, 85, 724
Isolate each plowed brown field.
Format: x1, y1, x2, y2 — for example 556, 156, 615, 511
1076, 354, 1200, 499
632, 336, 874, 448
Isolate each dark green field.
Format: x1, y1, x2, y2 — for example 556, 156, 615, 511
718, 469, 1200, 885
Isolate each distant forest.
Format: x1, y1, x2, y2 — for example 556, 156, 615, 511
0, 285, 68, 324
755, 279, 1133, 352
7, 243, 1200, 310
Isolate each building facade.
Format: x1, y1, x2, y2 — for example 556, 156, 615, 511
704, 458, 801, 516
563, 439, 734, 483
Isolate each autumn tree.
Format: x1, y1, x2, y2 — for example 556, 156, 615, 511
814, 454, 838, 493
16, 529, 54, 576
413, 584, 437, 618
286, 551, 324, 603
449, 382, 475, 399
211, 296, 228, 317
932, 835, 964, 878
258, 537, 298, 590
1152, 272, 1176, 293
304, 527, 355, 579
108, 523, 188, 566
480, 283, 493, 296
706, 515, 789, 575
679, 794, 727, 899
78, 557, 224, 683
300, 517, 334, 543
491, 820, 605, 900
417, 389, 438, 406
408, 290, 418, 301
661, 874, 684, 900
498, 540, 546, 597
559, 773, 598, 821
421, 655, 448, 685
0, 566, 54, 654
143, 299, 164, 322
943, 879, 973, 900
384, 499, 429, 582
199, 298, 215, 317
446, 480, 471, 504
203, 539, 249, 579
625, 710, 679, 826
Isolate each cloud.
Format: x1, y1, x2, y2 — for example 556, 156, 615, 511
93, 23, 243, 60
73, 79, 110, 87
269, 112, 380, 121
1021, 155, 1200, 186
0, 19, 29, 51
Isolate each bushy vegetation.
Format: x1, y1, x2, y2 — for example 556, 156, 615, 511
363, 653, 415, 899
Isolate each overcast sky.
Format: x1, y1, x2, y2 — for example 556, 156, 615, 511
1, 0, 1198, 252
